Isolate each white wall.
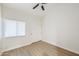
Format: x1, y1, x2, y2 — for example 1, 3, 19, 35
42, 4, 79, 54
1, 6, 42, 51
0, 4, 2, 53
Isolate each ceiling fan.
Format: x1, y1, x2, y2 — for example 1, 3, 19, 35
33, 3, 47, 11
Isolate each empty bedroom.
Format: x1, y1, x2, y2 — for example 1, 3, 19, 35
0, 3, 79, 56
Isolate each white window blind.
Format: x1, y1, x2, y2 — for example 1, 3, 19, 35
4, 19, 25, 37
4, 20, 16, 37
16, 21, 25, 36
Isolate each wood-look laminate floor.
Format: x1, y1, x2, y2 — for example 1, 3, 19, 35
2, 41, 79, 56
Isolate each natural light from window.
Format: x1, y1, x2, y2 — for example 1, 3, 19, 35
4, 19, 26, 37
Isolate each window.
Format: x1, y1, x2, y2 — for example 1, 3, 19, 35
16, 21, 25, 36
4, 20, 16, 37
4, 19, 25, 37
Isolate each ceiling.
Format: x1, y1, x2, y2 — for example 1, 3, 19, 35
2, 3, 79, 17
2, 3, 51, 17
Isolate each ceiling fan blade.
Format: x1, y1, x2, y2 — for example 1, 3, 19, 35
33, 3, 39, 9
41, 5, 45, 11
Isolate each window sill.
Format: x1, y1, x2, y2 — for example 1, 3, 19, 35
3, 35, 26, 39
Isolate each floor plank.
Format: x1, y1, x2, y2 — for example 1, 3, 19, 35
1, 41, 79, 56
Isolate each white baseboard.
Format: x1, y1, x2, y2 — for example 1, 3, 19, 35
42, 40, 79, 55
2, 40, 40, 53
1, 40, 79, 55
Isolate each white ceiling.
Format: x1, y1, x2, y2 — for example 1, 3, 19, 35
2, 3, 79, 17
3, 3, 51, 17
